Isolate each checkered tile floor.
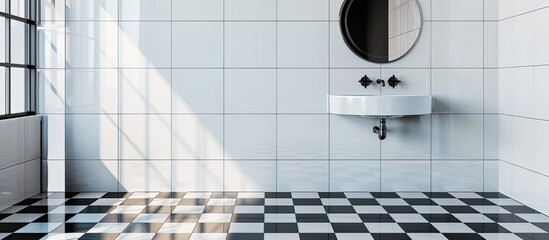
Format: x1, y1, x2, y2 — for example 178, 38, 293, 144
0, 192, 548, 240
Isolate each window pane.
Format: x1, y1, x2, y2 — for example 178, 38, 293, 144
10, 0, 29, 19
10, 67, 27, 113
0, 67, 5, 114
10, 20, 29, 64
0, 17, 5, 63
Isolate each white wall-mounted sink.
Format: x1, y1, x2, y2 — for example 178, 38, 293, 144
329, 95, 432, 118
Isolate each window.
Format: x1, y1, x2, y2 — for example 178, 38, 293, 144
0, 0, 36, 119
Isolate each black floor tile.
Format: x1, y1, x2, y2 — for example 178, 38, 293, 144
33, 214, 76, 223
0, 223, 27, 233
465, 223, 511, 233
371, 233, 411, 240
421, 214, 461, 223
383, 206, 417, 213
293, 199, 322, 206
121, 199, 153, 206
359, 214, 395, 222
17, 206, 56, 213
501, 206, 539, 214
51, 223, 96, 233
165, 214, 201, 223
80, 206, 117, 214
296, 214, 330, 223
203, 206, 234, 214
442, 206, 479, 213
324, 206, 356, 213
319, 192, 346, 198
533, 223, 549, 232
141, 206, 175, 214
299, 233, 337, 240
264, 223, 299, 233
442, 233, 485, 240
349, 199, 379, 206
516, 233, 549, 240
404, 198, 436, 206
227, 233, 264, 240
155, 192, 186, 198
63, 199, 97, 206
2, 233, 47, 240
265, 192, 292, 198
14, 199, 41, 206
231, 214, 264, 223
460, 199, 496, 206
331, 223, 369, 233
264, 206, 295, 213
398, 223, 439, 233
476, 192, 509, 198
102, 193, 132, 198
236, 199, 264, 206
485, 214, 528, 223
371, 192, 400, 198
424, 192, 454, 198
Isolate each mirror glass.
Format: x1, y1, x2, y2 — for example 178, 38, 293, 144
340, 0, 422, 63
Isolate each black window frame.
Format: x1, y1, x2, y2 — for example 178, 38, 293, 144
0, 0, 37, 120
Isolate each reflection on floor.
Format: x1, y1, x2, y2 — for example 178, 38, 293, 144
0, 192, 548, 240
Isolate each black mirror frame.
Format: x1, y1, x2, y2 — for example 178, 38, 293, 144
339, 0, 424, 64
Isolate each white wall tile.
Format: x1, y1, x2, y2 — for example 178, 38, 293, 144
499, 115, 513, 163
432, 161, 484, 192
66, 22, 118, 68
484, 160, 499, 192
25, 159, 41, 197
278, 0, 328, 20
42, 115, 65, 160
381, 115, 431, 159
172, 22, 223, 68
534, 173, 549, 216
66, 0, 117, 21
499, 161, 513, 196
432, 22, 483, 68
381, 160, 430, 192
66, 114, 118, 160
535, 0, 549, 9
534, 67, 549, 120
172, 0, 223, 20
485, 0, 499, 21
225, 69, 276, 113
225, 22, 276, 68
24, 117, 41, 161
120, 114, 171, 160
329, 0, 344, 21
512, 0, 534, 17
120, 160, 171, 192
173, 160, 223, 191
330, 161, 381, 192
499, 0, 514, 20
382, 24, 430, 68
66, 69, 118, 114
172, 115, 224, 160
512, 165, 534, 208
225, 0, 276, 20
278, 161, 329, 192
484, 22, 499, 68
498, 68, 513, 115
484, 115, 499, 160
278, 22, 329, 68
330, 69, 381, 96
534, 120, 549, 176
225, 115, 276, 160
172, 70, 223, 114
42, 160, 65, 192
38, 70, 65, 114
119, 69, 171, 114
277, 69, 329, 114
277, 115, 329, 160
119, 22, 171, 68
512, 67, 534, 118
0, 164, 25, 211
225, 160, 276, 191
330, 115, 380, 160
431, 0, 483, 20
484, 69, 499, 114
40, 0, 64, 21
432, 114, 484, 160
66, 160, 118, 192
432, 69, 483, 114
512, 117, 534, 170
498, 19, 513, 68
119, 0, 171, 21
329, 22, 380, 68
512, 14, 534, 67
380, 69, 430, 96
38, 22, 65, 68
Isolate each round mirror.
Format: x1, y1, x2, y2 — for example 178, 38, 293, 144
340, 0, 423, 63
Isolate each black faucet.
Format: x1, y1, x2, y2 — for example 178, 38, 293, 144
388, 75, 401, 88
358, 75, 373, 89
376, 79, 385, 87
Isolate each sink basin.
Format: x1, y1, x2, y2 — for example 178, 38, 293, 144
329, 95, 432, 118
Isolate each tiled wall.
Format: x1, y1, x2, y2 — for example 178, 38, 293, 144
39, 0, 498, 192
497, 0, 549, 215
0, 116, 41, 211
